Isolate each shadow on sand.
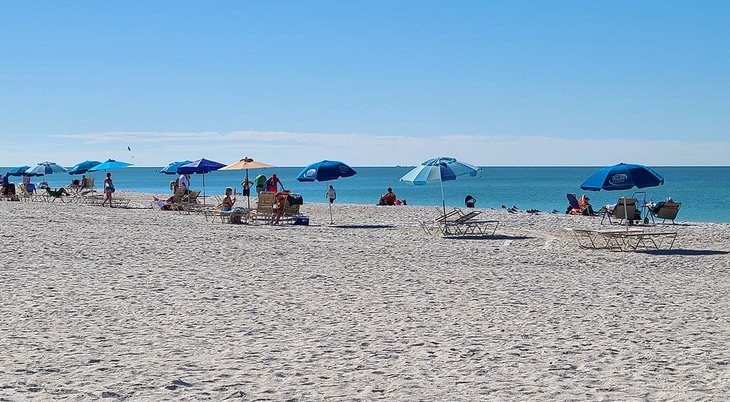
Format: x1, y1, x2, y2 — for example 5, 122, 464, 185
447, 235, 532, 241
332, 224, 396, 229
641, 249, 729, 256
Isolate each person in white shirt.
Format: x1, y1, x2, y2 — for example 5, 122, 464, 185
178, 174, 190, 193
326, 185, 336, 204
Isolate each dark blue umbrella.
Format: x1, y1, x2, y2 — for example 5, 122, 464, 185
177, 158, 226, 174
68, 160, 102, 175
160, 160, 193, 175
581, 163, 664, 229
296, 160, 357, 182
297, 160, 357, 224
581, 163, 664, 191
6, 166, 33, 176
177, 158, 226, 204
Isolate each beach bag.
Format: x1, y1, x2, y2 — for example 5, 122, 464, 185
294, 216, 309, 225
288, 193, 303, 206
106, 184, 115, 193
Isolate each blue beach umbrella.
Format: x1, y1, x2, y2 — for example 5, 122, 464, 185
581, 162, 664, 229
581, 163, 664, 191
6, 166, 33, 176
26, 161, 68, 176
68, 160, 102, 175
177, 158, 226, 204
401, 157, 480, 218
160, 160, 193, 175
297, 160, 357, 224
88, 159, 133, 172
296, 160, 357, 182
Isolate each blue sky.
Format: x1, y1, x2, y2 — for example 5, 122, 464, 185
1, 1, 728, 166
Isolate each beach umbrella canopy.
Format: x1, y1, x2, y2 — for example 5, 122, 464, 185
401, 157, 480, 218
297, 160, 357, 224
88, 159, 133, 172
220, 157, 275, 209
221, 157, 274, 171
177, 158, 226, 205
160, 160, 193, 175
580, 163, 664, 191
400, 157, 479, 185
6, 166, 32, 176
296, 160, 357, 182
580, 162, 664, 229
68, 160, 102, 175
26, 161, 68, 176
177, 158, 226, 174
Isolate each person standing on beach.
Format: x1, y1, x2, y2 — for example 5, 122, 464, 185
102, 172, 115, 207
241, 178, 252, 197
254, 174, 266, 194
178, 173, 190, 194
326, 185, 336, 204
265, 173, 284, 193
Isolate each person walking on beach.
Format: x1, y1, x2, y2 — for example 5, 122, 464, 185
254, 174, 266, 194
102, 172, 115, 207
326, 185, 336, 204
326, 185, 337, 224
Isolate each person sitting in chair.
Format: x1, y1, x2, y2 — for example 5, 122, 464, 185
217, 187, 236, 212
271, 191, 289, 225
378, 187, 397, 205
578, 194, 594, 215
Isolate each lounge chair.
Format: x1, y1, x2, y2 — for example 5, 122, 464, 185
423, 208, 499, 237
601, 197, 637, 225
568, 228, 677, 251
80, 177, 96, 192
16, 183, 37, 202
278, 204, 302, 224
44, 187, 70, 202
566, 193, 582, 214
650, 201, 681, 224
177, 190, 204, 213
250, 192, 276, 223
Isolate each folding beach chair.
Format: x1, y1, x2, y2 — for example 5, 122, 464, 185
250, 192, 276, 223
650, 201, 681, 224
44, 187, 70, 202
566, 193, 582, 214
601, 198, 637, 225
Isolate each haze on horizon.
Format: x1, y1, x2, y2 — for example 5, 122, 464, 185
1, 1, 728, 167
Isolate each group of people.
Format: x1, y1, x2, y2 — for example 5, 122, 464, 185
567, 194, 595, 216
377, 187, 406, 206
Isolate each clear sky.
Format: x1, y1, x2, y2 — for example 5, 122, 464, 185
1, 1, 728, 166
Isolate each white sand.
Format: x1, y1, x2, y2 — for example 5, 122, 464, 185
1, 192, 729, 400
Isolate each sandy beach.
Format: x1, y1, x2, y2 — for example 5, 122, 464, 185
1, 192, 729, 400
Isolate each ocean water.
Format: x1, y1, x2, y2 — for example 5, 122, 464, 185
5, 166, 730, 223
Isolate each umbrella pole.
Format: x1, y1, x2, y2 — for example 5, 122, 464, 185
623, 193, 629, 231
439, 163, 446, 220
202, 173, 206, 205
